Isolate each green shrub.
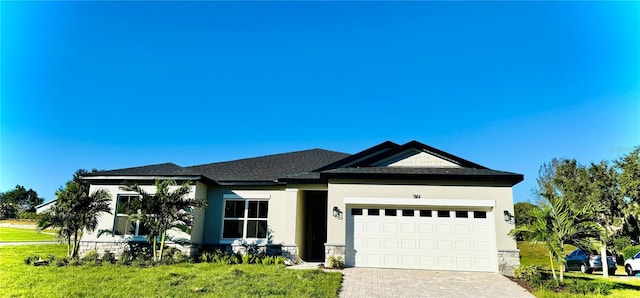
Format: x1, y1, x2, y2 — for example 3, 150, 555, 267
274, 256, 285, 266
200, 251, 214, 263
55, 258, 69, 267
622, 245, 640, 260
24, 255, 40, 265
102, 250, 116, 264
82, 249, 100, 262
568, 279, 612, 295
68, 258, 83, 266
327, 255, 344, 269
117, 250, 132, 266
241, 253, 250, 264
229, 253, 240, 265
261, 256, 273, 265
514, 264, 543, 287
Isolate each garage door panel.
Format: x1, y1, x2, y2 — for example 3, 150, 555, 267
384, 239, 398, 248
455, 225, 470, 235
349, 206, 495, 272
419, 223, 434, 233
419, 239, 434, 249
437, 224, 451, 234
384, 223, 398, 232
437, 240, 452, 250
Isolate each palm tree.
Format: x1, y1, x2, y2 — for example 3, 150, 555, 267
510, 205, 562, 281
37, 170, 111, 258
121, 179, 206, 261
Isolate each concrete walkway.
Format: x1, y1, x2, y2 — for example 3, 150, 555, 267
339, 268, 534, 298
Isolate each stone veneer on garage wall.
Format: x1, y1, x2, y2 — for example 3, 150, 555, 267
498, 249, 521, 276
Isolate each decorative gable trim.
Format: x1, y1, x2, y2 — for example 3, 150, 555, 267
373, 149, 461, 168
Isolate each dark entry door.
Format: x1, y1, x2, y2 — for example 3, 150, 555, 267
304, 191, 327, 261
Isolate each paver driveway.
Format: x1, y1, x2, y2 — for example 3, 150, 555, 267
339, 268, 534, 298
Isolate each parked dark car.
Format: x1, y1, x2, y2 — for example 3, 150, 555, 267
565, 248, 617, 275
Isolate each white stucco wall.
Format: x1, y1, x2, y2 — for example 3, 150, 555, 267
326, 180, 517, 250
82, 182, 206, 243
201, 187, 295, 246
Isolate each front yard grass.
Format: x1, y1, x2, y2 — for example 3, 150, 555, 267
518, 241, 640, 297
0, 244, 342, 297
0, 227, 57, 242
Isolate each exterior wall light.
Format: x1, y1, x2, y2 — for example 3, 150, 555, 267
333, 206, 343, 219
504, 210, 514, 223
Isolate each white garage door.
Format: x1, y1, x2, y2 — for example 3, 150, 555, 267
347, 207, 495, 272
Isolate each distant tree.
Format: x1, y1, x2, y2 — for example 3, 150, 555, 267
37, 169, 111, 258
514, 202, 537, 228
0, 192, 19, 219
617, 147, 640, 243
512, 159, 603, 283
1, 185, 44, 214
121, 180, 206, 261
587, 161, 624, 277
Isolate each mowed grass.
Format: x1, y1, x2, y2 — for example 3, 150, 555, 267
0, 227, 57, 242
0, 244, 343, 297
518, 242, 640, 297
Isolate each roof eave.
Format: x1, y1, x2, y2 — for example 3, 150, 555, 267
322, 172, 524, 186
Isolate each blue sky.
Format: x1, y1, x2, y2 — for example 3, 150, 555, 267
1, 1, 638, 203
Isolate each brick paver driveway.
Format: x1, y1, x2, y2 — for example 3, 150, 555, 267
339, 268, 534, 298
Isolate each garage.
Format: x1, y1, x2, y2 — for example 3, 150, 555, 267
344, 198, 498, 272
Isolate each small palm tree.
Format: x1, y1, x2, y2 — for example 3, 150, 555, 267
37, 170, 111, 258
122, 179, 206, 261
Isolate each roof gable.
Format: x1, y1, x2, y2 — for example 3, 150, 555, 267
374, 150, 461, 168
349, 140, 486, 169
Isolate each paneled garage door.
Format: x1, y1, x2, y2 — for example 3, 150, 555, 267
347, 207, 495, 272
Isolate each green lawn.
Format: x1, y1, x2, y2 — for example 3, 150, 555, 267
518, 242, 640, 297
0, 244, 343, 297
0, 227, 57, 242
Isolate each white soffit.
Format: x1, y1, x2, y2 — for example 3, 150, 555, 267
343, 197, 496, 207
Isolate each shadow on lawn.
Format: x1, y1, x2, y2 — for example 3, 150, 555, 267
543, 271, 640, 292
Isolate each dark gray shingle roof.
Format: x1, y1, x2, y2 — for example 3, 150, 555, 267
86, 163, 197, 176
186, 149, 350, 182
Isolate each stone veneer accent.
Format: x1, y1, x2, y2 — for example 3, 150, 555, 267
498, 249, 521, 276
78, 241, 195, 257
324, 243, 346, 264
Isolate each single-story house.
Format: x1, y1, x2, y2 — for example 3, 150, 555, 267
80, 140, 523, 275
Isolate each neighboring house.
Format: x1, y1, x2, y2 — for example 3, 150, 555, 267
35, 200, 56, 214
80, 140, 523, 275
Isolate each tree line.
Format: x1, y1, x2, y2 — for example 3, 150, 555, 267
512, 147, 640, 283
0, 185, 44, 219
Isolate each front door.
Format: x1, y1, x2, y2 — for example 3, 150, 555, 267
303, 191, 327, 261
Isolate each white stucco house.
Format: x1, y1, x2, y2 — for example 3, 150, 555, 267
80, 140, 523, 275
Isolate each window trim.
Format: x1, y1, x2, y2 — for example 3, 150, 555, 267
113, 194, 145, 238
220, 196, 270, 243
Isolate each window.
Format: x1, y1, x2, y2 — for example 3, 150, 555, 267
367, 209, 380, 216
402, 209, 414, 217
473, 211, 487, 219
114, 195, 146, 236
385, 209, 396, 216
351, 208, 363, 216
419, 210, 432, 217
455, 211, 468, 218
437, 210, 450, 218
222, 200, 268, 239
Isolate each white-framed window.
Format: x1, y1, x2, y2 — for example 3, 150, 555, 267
222, 199, 269, 240
113, 194, 147, 236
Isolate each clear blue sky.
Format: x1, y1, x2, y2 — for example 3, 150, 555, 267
1, 1, 639, 203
